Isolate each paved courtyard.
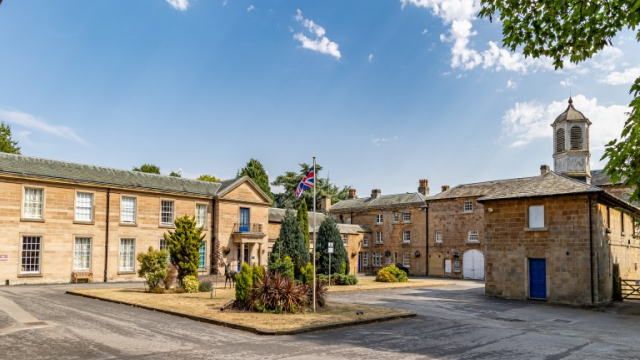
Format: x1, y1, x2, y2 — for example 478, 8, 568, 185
1, 279, 639, 359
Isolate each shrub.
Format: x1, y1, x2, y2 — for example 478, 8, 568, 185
269, 255, 294, 280
235, 263, 253, 308
308, 278, 328, 307
163, 264, 178, 290
332, 273, 358, 285
164, 215, 206, 284
181, 275, 199, 293
251, 264, 265, 285
300, 262, 314, 285
250, 271, 309, 313
198, 280, 213, 293
375, 264, 408, 283
341, 261, 346, 275
148, 286, 165, 294
136, 247, 169, 292
375, 268, 396, 282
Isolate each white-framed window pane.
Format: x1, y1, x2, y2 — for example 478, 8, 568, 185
435, 231, 443, 243
119, 238, 135, 272
121, 197, 136, 224
161, 201, 174, 225
363, 252, 368, 266
75, 193, 93, 221
468, 230, 479, 242
160, 238, 171, 262
196, 204, 207, 228
403, 230, 411, 242
464, 201, 473, 212
403, 212, 411, 222
342, 234, 348, 246
403, 252, 411, 267
23, 188, 43, 219
363, 236, 369, 247
528, 205, 545, 228
393, 213, 399, 223
20, 236, 41, 274
74, 237, 91, 270
376, 214, 383, 224
376, 231, 383, 244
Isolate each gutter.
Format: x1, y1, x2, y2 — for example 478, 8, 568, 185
104, 188, 111, 282
211, 197, 217, 274
425, 203, 429, 276
589, 194, 594, 304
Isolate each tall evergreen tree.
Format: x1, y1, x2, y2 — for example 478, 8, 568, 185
197, 174, 221, 182
133, 164, 161, 174
237, 158, 274, 204
315, 216, 349, 275
0, 122, 20, 154
272, 163, 351, 209
269, 209, 309, 277
297, 201, 310, 252
164, 215, 206, 283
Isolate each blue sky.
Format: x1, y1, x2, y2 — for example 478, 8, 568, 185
0, 0, 638, 197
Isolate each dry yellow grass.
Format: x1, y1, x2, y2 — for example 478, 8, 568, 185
328, 278, 452, 293
70, 287, 413, 332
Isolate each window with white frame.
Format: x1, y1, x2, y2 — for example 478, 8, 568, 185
393, 252, 397, 264
375, 231, 383, 244
403, 252, 411, 267
403, 212, 411, 223
160, 238, 170, 262
342, 234, 348, 246
75, 192, 93, 222
403, 230, 411, 243
119, 238, 135, 272
160, 200, 174, 225
376, 214, 383, 224
363, 235, 369, 247
195, 204, 207, 228
528, 205, 545, 229
373, 252, 382, 266
467, 230, 479, 242
435, 231, 443, 243
74, 237, 91, 270
20, 236, 41, 274
463, 201, 473, 213
363, 252, 369, 266
121, 196, 136, 224
393, 213, 399, 223
23, 188, 43, 219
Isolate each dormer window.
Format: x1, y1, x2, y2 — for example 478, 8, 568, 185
556, 128, 565, 152
570, 126, 582, 150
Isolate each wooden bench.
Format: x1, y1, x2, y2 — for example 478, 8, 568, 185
71, 271, 93, 284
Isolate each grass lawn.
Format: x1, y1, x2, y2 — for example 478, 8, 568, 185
328, 278, 452, 293
68, 287, 414, 334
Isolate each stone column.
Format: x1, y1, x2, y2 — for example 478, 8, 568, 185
258, 243, 262, 267
240, 242, 245, 268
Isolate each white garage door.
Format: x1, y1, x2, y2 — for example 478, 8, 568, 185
463, 250, 484, 280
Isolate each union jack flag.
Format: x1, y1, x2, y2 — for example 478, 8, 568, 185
295, 167, 315, 199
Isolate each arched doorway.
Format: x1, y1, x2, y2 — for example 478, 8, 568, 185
463, 250, 484, 280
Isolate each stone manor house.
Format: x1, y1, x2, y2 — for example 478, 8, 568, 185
1, 98, 638, 305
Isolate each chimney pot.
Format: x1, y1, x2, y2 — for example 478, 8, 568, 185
418, 179, 430, 196
371, 189, 381, 199
540, 165, 550, 175
441, 185, 450, 192
348, 188, 357, 199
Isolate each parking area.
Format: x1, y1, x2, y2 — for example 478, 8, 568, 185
1, 279, 640, 359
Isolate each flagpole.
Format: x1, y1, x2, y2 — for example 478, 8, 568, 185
312, 156, 317, 313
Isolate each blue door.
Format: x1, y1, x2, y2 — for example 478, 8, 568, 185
239, 208, 250, 232
529, 258, 547, 299
358, 253, 362, 273
236, 247, 249, 271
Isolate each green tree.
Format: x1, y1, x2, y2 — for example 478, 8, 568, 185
169, 170, 182, 177
297, 201, 310, 252
133, 163, 160, 174
315, 216, 349, 276
235, 263, 253, 308
163, 215, 206, 283
0, 122, 20, 154
479, 0, 640, 202
197, 174, 221, 182
272, 163, 351, 209
136, 247, 169, 292
237, 158, 274, 204
269, 209, 309, 277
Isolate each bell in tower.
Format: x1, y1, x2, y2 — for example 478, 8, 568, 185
551, 97, 592, 183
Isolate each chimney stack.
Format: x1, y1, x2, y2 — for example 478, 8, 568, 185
348, 188, 357, 199
371, 189, 381, 199
441, 185, 450, 192
540, 165, 550, 175
320, 195, 332, 213
418, 179, 430, 196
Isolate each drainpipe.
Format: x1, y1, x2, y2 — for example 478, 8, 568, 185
211, 197, 217, 275
425, 203, 429, 276
589, 194, 594, 304
104, 188, 111, 282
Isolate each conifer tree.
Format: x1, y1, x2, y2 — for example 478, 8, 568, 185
237, 158, 274, 204
0, 122, 20, 154
316, 216, 349, 275
164, 215, 205, 283
297, 201, 310, 252
269, 209, 309, 277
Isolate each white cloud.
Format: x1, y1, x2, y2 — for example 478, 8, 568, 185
499, 95, 628, 168
0, 108, 87, 145
600, 66, 640, 85
506, 78, 516, 89
368, 54, 374, 63
222, 0, 227, 6
293, 9, 341, 60
560, 78, 574, 87
247, 4, 254, 12
165, 0, 191, 11
372, 136, 398, 146
422, 28, 428, 34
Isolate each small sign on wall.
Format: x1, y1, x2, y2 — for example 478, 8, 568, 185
0, 254, 7, 261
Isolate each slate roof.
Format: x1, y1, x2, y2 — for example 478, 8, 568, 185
427, 179, 523, 201
0, 153, 221, 196
268, 208, 370, 234
330, 192, 427, 212
590, 169, 624, 187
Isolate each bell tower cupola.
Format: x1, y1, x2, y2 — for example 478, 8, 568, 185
551, 97, 592, 183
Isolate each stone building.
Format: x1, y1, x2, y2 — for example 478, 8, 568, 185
267, 206, 370, 275
330, 181, 429, 275
0, 153, 271, 284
